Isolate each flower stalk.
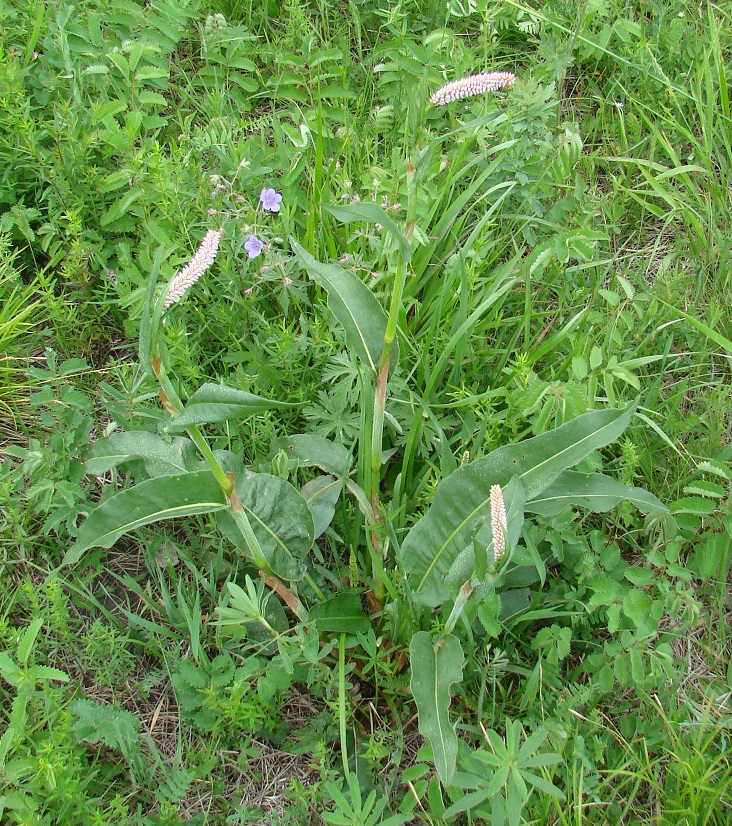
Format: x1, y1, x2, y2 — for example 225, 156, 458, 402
367, 158, 418, 602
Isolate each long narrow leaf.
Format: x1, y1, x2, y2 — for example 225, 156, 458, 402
291, 240, 396, 373
168, 383, 296, 431
64, 472, 228, 565
527, 470, 668, 516
410, 632, 464, 786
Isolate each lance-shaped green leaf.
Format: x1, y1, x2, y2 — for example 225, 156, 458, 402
85, 431, 198, 477
323, 201, 412, 263
269, 434, 352, 477
64, 471, 228, 566
216, 470, 313, 581
526, 470, 668, 517
401, 404, 636, 606
167, 383, 296, 431
410, 632, 464, 786
291, 240, 398, 374
309, 593, 370, 634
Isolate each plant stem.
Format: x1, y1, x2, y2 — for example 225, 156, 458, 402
368, 158, 418, 602
444, 579, 474, 635
370, 160, 417, 602
338, 633, 349, 778
369, 161, 417, 494
151, 357, 233, 497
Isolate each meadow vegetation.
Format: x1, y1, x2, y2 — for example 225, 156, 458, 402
1, 0, 732, 823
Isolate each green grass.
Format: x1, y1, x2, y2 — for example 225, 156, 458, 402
1, 0, 731, 823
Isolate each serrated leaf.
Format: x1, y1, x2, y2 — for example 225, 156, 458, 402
168, 383, 295, 431
670, 497, 717, 516
696, 461, 730, 480
682, 481, 726, 499
401, 405, 636, 605
688, 532, 729, 581
527, 470, 667, 516
622, 588, 653, 630
138, 90, 167, 106
410, 632, 464, 786
64, 472, 228, 566
586, 576, 621, 610
309, 593, 370, 634
526, 243, 555, 277
624, 568, 656, 586
85, 431, 197, 476
71, 699, 141, 755
29, 665, 70, 682
17, 617, 44, 664
291, 240, 396, 374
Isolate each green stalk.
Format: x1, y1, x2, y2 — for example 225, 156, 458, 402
150, 357, 233, 498
304, 571, 327, 603
443, 580, 474, 635
364, 104, 422, 599
145, 261, 269, 574
367, 162, 417, 601
338, 633, 349, 779
158, 366, 264, 568
369, 161, 418, 496
152, 360, 267, 570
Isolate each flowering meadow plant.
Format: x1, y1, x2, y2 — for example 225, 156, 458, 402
259, 187, 282, 212
66, 66, 673, 802
244, 235, 264, 259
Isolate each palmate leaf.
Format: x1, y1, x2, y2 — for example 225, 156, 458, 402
63, 471, 228, 566
291, 240, 397, 374
410, 632, 464, 786
401, 404, 636, 606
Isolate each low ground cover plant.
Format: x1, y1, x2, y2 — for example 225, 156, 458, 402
1, 0, 732, 824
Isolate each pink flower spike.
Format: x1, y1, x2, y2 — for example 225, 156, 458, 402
163, 229, 223, 310
259, 188, 283, 212
429, 72, 516, 106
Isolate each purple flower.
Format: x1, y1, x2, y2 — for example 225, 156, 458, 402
244, 235, 264, 259
259, 187, 283, 212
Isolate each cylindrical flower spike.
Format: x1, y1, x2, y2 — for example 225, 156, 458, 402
489, 484, 508, 564
163, 229, 223, 309
429, 72, 516, 107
